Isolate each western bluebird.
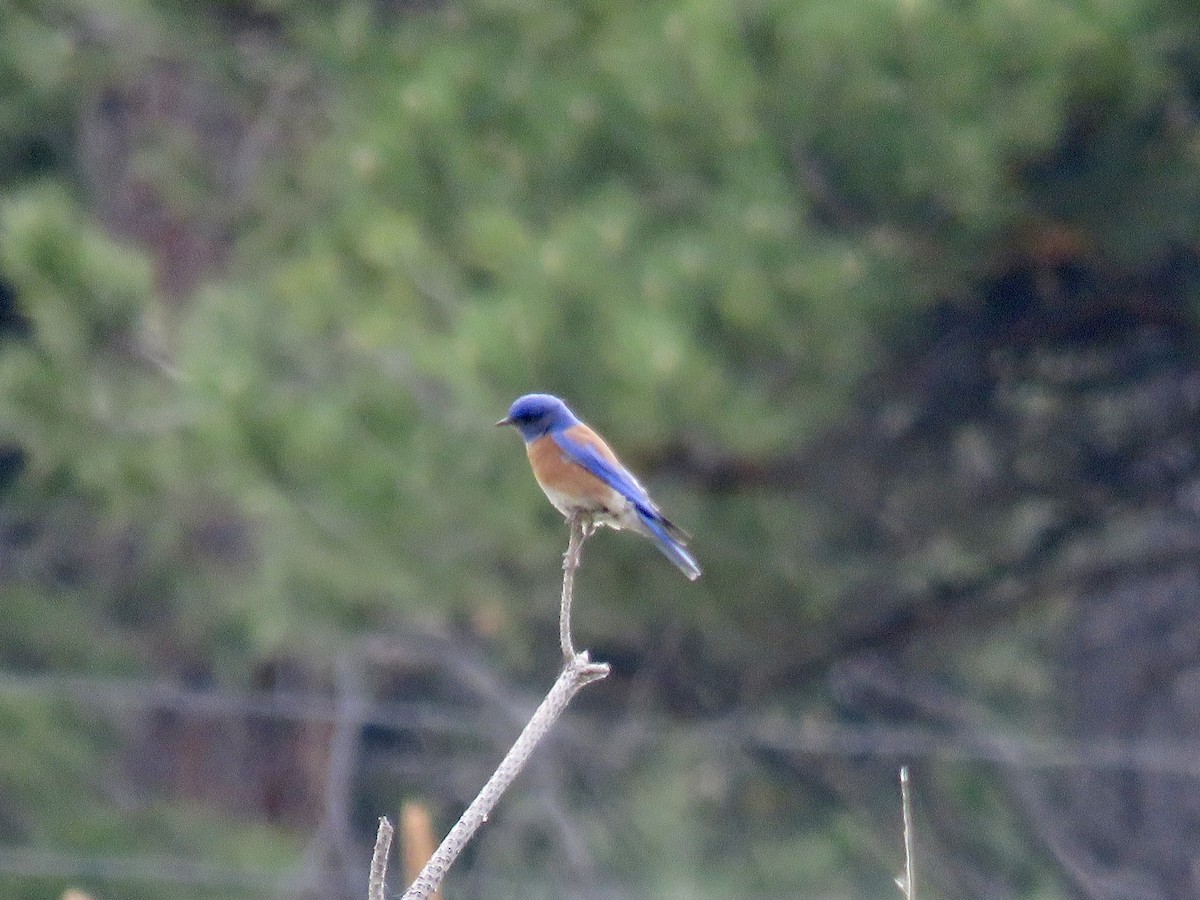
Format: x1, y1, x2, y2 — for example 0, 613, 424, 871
497, 393, 701, 580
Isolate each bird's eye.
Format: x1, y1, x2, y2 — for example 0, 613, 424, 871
515, 407, 543, 424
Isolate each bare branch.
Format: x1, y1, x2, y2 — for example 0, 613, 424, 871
368, 818, 393, 900
395, 522, 609, 900
400, 652, 609, 899
898, 766, 917, 900
560, 512, 595, 660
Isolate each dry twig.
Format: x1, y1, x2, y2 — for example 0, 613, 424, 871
560, 512, 595, 659
897, 766, 917, 899
399, 653, 608, 899
375, 518, 609, 900
368, 817, 393, 900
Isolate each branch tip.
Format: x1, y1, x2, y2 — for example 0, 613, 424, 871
369, 816, 395, 900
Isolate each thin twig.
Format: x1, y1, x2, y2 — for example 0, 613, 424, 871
898, 766, 916, 899
396, 523, 609, 900
368, 817, 394, 900
560, 513, 594, 660
400, 652, 609, 899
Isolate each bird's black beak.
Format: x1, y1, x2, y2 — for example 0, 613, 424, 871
495, 416, 513, 427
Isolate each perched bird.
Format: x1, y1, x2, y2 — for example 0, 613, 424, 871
497, 393, 701, 580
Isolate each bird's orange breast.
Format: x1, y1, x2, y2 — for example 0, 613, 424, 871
527, 432, 622, 513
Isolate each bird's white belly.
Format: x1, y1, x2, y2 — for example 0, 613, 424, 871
540, 482, 634, 530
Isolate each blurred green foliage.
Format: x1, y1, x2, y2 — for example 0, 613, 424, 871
0, 0, 1198, 896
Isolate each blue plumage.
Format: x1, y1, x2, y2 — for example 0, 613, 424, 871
498, 393, 701, 580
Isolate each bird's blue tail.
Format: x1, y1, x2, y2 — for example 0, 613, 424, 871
636, 507, 701, 581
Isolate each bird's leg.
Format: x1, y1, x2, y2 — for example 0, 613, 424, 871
560, 511, 593, 661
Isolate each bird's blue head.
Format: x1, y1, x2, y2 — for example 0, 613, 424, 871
496, 393, 580, 442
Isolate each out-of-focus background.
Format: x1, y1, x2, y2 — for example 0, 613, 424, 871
2, 0, 1200, 897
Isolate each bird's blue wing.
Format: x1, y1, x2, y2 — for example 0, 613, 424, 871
551, 429, 656, 510
553, 427, 701, 580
